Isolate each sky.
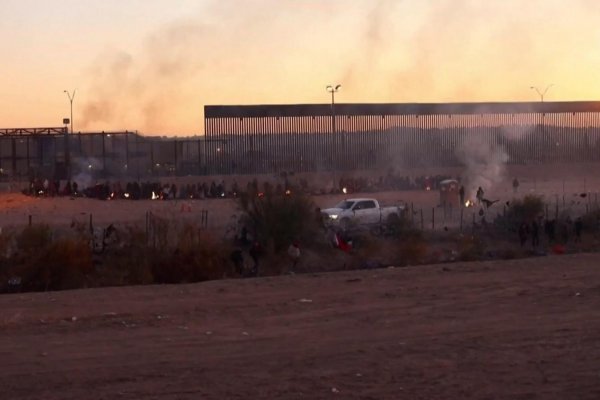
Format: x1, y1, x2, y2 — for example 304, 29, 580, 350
1, 0, 600, 136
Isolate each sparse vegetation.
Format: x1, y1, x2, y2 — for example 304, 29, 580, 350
238, 188, 320, 252
494, 195, 545, 232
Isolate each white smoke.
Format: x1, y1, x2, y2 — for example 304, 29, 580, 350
72, 157, 103, 190
455, 134, 508, 199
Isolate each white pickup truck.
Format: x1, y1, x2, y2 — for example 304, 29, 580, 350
321, 198, 405, 230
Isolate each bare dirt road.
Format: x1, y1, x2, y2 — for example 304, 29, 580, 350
2, 253, 600, 399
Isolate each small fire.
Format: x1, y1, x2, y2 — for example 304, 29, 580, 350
124, 193, 130, 199
285, 189, 291, 196
342, 187, 347, 194
258, 192, 265, 198
151, 191, 159, 200
465, 200, 473, 207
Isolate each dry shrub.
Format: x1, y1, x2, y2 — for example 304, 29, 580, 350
238, 189, 319, 252
397, 232, 428, 265
0, 228, 16, 259
20, 238, 93, 291
98, 225, 155, 286
16, 224, 52, 255
495, 195, 545, 232
581, 209, 600, 234
151, 223, 230, 284
457, 235, 486, 261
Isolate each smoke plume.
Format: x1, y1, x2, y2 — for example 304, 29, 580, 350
455, 134, 508, 198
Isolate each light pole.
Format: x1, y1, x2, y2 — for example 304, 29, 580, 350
326, 84, 341, 188
530, 84, 553, 163
326, 84, 341, 134
63, 89, 76, 133
530, 84, 553, 102
63, 89, 76, 179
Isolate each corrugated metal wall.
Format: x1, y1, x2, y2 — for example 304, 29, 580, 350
2, 102, 600, 178
204, 102, 600, 175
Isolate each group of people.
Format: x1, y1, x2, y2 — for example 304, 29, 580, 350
518, 217, 584, 248
337, 174, 456, 194
25, 178, 80, 197
24, 178, 243, 201
229, 227, 301, 278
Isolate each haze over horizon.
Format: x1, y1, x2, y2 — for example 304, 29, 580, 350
2, 0, 600, 136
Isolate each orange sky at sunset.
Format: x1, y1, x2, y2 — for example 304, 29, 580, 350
1, 0, 600, 135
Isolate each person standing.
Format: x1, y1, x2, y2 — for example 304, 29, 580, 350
230, 248, 245, 276
459, 185, 465, 206
531, 219, 540, 248
248, 242, 263, 277
574, 217, 583, 243
287, 241, 301, 274
518, 222, 529, 247
512, 178, 520, 194
476, 187, 484, 205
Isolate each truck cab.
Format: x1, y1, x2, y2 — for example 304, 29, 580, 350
321, 198, 403, 230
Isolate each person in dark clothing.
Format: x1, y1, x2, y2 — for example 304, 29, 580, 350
574, 217, 583, 242
230, 249, 245, 275
248, 242, 263, 277
459, 185, 465, 206
518, 222, 529, 247
512, 178, 520, 194
240, 226, 250, 246
531, 219, 540, 247
476, 187, 484, 205
544, 219, 556, 243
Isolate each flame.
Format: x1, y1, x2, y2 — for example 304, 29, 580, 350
342, 187, 347, 194
285, 189, 291, 195
465, 200, 473, 207
151, 191, 159, 200
124, 193, 130, 199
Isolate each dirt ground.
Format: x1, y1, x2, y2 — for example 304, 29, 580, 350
1, 253, 600, 399
1, 163, 600, 398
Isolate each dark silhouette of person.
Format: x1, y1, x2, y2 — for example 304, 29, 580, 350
230, 248, 244, 275
518, 222, 529, 247
531, 220, 540, 247
240, 226, 249, 246
459, 185, 465, 205
248, 242, 263, 277
476, 187, 484, 205
512, 178, 520, 194
544, 219, 556, 243
574, 217, 583, 242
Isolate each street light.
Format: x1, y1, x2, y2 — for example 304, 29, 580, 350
530, 84, 553, 163
326, 84, 341, 134
63, 89, 76, 133
530, 84, 553, 102
326, 84, 341, 187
